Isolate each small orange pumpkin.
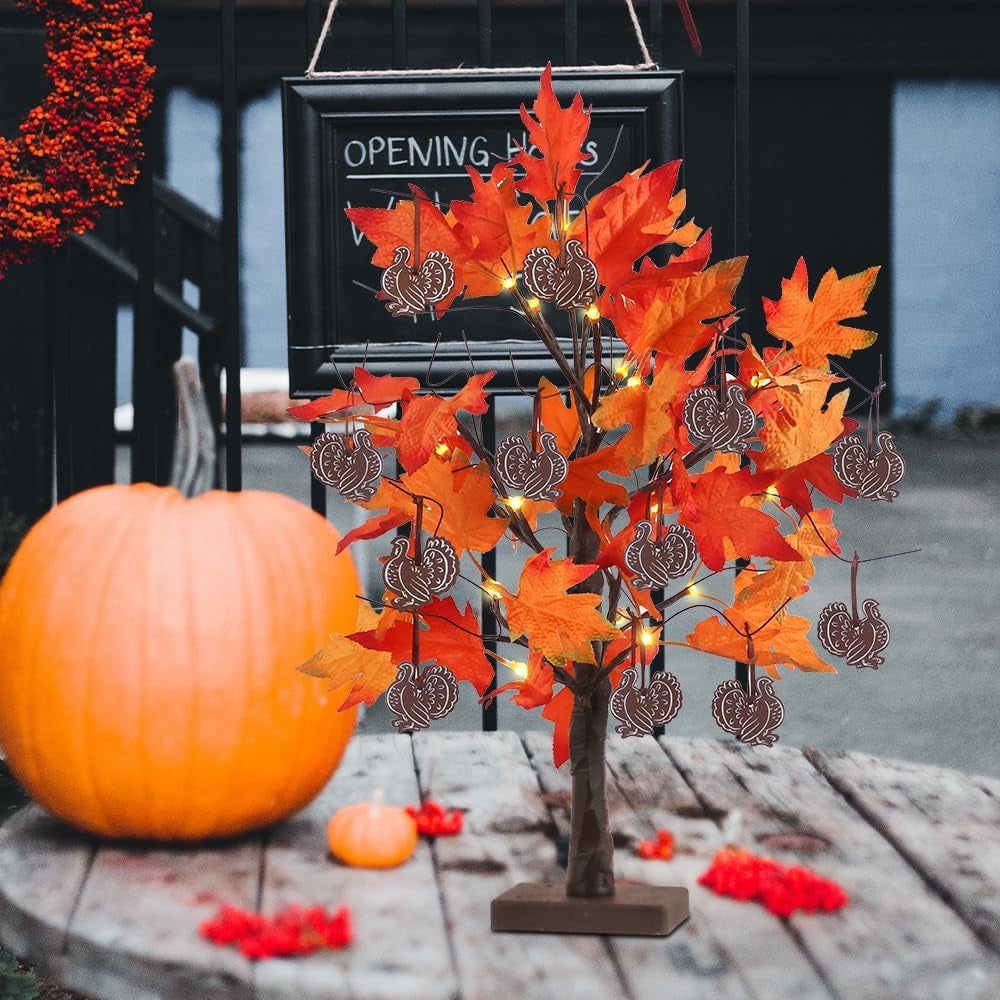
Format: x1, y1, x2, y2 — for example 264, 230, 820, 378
0, 361, 359, 841
327, 794, 418, 869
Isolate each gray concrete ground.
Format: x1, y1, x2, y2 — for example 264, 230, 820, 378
121, 432, 1000, 777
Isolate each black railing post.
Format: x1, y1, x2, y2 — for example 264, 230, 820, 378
734, 0, 751, 694
477, 0, 493, 67
481, 406, 498, 731
221, 0, 242, 491
564, 0, 579, 64
392, 0, 407, 69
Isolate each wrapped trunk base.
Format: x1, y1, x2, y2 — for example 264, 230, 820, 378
491, 673, 689, 936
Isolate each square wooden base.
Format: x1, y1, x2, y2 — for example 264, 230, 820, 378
491, 882, 689, 936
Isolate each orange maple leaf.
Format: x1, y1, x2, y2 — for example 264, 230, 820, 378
679, 466, 801, 572
763, 258, 879, 369
686, 575, 835, 678
612, 230, 715, 300
336, 508, 409, 554
397, 372, 494, 471
345, 184, 467, 313
592, 354, 695, 468
512, 64, 591, 204
608, 257, 746, 360
736, 508, 841, 615
297, 633, 397, 710
571, 162, 701, 292
758, 384, 850, 471
491, 651, 555, 709
362, 447, 505, 555
555, 440, 631, 515
542, 685, 575, 767
538, 376, 581, 456
763, 443, 858, 513
501, 550, 621, 666
421, 597, 494, 694
451, 164, 554, 297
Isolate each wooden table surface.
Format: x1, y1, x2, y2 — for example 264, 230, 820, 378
1, 732, 998, 1000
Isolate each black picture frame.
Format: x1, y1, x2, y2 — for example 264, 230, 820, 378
282, 70, 683, 397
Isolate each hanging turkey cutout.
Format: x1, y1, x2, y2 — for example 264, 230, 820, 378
624, 521, 698, 590
382, 535, 459, 611
817, 599, 890, 669
494, 430, 568, 502
380, 246, 455, 317
521, 239, 599, 309
683, 384, 756, 455
611, 668, 683, 738
832, 431, 905, 502
310, 429, 383, 502
386, 662, 459, 732
711, 676, 785, 748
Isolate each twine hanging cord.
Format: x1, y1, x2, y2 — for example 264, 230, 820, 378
305, 0, 658, 78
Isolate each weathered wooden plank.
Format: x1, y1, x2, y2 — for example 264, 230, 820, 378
412, 730, 626, 1000
807, 748, 1000, 954
254, 733, 458, 1000
62, 830, 262, 1000
0, 805, 94, 981
667, 738, 1000, 1000
524, 731, 833, 1000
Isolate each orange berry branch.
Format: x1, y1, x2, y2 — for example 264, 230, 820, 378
0, 0, 154, 277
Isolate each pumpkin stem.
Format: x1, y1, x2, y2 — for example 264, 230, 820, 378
170, 359, 217, 498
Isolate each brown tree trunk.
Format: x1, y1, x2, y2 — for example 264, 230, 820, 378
566, 665, 615, 897
566, 497, 615, 898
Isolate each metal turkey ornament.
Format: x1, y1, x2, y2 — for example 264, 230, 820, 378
832, 431, 905, 502
711, 675, 785, 748
310, 429, 382, 501
682, 384, 756, 455
624, 521, 698, 590
611, 667, 683, 739
816, 552, 890, 669
380, 246, 455, 317
382, 535, 459, 611
494, 430, 568, 502
521, 239, 599, 308
386, 662, 459, 732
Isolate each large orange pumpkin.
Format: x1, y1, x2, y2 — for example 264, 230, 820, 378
0, 365, 359, 841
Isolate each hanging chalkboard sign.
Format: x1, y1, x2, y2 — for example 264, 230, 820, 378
282, 70, 682, 397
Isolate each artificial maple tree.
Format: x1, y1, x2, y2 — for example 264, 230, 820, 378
293, 66, 899, 920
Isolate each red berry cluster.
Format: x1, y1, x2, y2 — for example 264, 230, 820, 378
698, 848, 848, 918
0, 0, 154, 277
200, 904, 352, 960
405, 800, 463, 836
636, 828, 675, 860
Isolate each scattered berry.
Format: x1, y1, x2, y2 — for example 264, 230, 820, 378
636, 828, 674, 860
200, 904, 352, 959
698, 848, 848, 917
406, 799, 464, 836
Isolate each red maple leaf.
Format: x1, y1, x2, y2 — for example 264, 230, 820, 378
679, 466, 802, 572
511, 64, 591, 205
541, 685, 575, 768
421, 597, 493, 694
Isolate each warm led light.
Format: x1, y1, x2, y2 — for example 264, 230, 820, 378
616, 363, 631, 378
766, 484, 779, 498
435, 442, 451, 457
527, 297, 541, 311
687, 584, 699, 596
750, 374, 772, 389
509, 661, 529, 679
649, 502, 659, 515
585, 304, 601, 321
627, 376, 642, 388
502, 275, 516, 290
506, 495, 526, 512
483, 581, 503, 599
641, 628, 658, 647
